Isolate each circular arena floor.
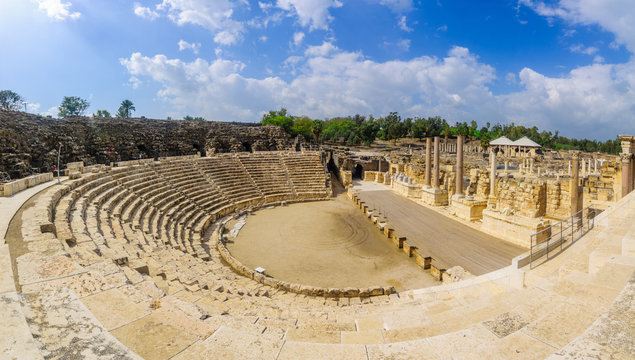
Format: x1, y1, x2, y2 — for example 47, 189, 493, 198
226, 194, 438, 291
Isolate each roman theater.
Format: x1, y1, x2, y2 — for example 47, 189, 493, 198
0, 111, 633, 359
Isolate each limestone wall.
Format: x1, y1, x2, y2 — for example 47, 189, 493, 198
544, 180, 569, 219
495, 178, 546, 218
0, 172, 53, 197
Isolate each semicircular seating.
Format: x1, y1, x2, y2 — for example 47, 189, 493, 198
6, 151, 635, 359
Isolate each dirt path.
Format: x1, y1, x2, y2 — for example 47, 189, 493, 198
227, 194, 439, 291
354, 183, 525, 275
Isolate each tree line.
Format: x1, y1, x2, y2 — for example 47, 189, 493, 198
1, 90, 622, 154
262, 108, 622, 154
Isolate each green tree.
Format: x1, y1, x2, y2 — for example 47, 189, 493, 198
93, 110, 111, 118
58, 96, 89, 118
293, 116, 314, 141
184, 115, 205, 121
0, 90, 24, 111
117, 99, 136, 118
311, 119, 324, 143
358, 118, 380, 146
262, 108, 295, 135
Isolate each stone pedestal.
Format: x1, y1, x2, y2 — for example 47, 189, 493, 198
482, 209, 551, 248
451, 196, 488, 221
393, 180, 423, 198
422, 187, 448, 206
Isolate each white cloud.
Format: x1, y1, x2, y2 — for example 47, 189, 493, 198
436, 24, 448, 32
520, 0, 635, 52
398, 16, 413, 32
42, 106, 58, 117
397, 39, 410, 51
375, 0, 413, 13
259, 35, 268, 42
569, 44, 598, 55
178, 40, 201, 54
293, 32, 305, 46
121, 46, 497, 124
305, 41, 338, 57
505, 72, 517, 84
35, 0, 80, 20
276, 0, 342, 30
26, 103, 40, 113
499, 61, 635, 138
593, 55, 604, 63
138, 0, 246, 45
134, 3, 160, 20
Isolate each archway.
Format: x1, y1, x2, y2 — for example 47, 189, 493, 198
242, 142, 252, 153
192, 143, 206, 157
352, 164, 364, 179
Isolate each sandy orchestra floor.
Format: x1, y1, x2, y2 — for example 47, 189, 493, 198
227, 193, 438, 291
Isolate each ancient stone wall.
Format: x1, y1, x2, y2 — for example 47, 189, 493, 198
545, 179, 572, 220
495, 178, 546, 218
0, 110, 290, 180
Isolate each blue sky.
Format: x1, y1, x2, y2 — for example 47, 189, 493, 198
1, 0, 634, 140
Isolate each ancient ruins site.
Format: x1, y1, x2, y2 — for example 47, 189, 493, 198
0, 108, 633, 359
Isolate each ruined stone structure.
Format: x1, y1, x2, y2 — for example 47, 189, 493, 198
334, 135, 627, 249
0, 110, 290, 181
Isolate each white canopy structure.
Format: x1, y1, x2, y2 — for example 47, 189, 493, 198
489, 136, 515, 146
512, 136, 541, 148
490, 136, 541, 157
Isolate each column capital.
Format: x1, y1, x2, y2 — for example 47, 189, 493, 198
621, 153, 633, 163
571, 150, 580, 159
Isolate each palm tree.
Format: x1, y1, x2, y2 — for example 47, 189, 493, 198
117, 99, 136, 118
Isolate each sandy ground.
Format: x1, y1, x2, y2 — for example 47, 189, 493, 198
227, 194, 438, 292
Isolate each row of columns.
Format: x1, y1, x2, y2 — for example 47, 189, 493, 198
424, 137, 441, 189
428, 141, 483, 154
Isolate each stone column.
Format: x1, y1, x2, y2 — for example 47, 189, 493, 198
530, 158, 534, 174
571, 151, 580, 216
489, 148, 496, 198
455, 135, 464, 197
504, 160, 508, 172
433, 136, 440, 189
621, 153, 632, 197
594, 159, 598, 173
425, 137, 431, 187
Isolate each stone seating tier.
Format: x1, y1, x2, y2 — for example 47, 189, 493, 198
6, 150, 632, 359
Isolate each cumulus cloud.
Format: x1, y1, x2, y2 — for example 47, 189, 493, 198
293, 32, 305, 46
499, 61, 635, 137
276, 0, 343, 30
136, 0, 246, 45
304, 41, 338, 57
134, 3, 159, 20
512, 0, 635, 137
178, 40, 201, 54
35, 0, 80, 20
519, 0, 635, 52
121, 46, 498, 124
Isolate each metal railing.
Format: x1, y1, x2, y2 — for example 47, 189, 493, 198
529, 205, 599, 269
